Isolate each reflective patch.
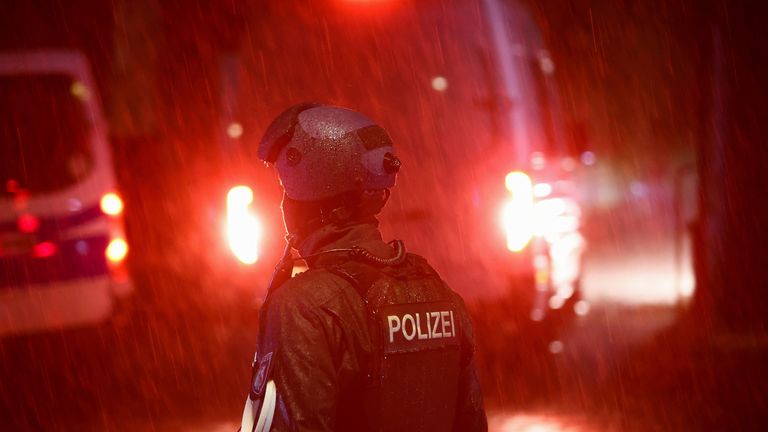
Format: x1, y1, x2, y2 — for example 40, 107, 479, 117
250, 352, 274, 399
379, 302, 461, 354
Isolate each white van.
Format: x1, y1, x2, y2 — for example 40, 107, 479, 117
0, 50, 131, 336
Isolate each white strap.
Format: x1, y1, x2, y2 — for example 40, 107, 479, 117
254, 380, 276, 432
241, 380, 277, 432
240, 395, 256, 432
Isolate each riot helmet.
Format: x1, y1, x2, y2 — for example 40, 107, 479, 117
258, 103, 400, 200
258, 103, 401, 240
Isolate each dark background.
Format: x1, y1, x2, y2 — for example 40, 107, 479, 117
1, 0, 767, 430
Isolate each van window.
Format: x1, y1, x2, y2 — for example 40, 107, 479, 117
0, 74, 93, 196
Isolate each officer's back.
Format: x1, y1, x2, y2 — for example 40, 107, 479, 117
240, 103, 487, 432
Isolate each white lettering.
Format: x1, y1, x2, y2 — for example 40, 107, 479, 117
427, 312, 432, 338
450, 311, 455, 337
441, 311, 451, 337
402, 314, 417, 341
387, 315, 401, 343
431, 312, 442, 338
416, 313, 428, 340
387, 310, 458, 343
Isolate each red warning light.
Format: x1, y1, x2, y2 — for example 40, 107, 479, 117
17, 214, 40, 233
33, 241, 57, 258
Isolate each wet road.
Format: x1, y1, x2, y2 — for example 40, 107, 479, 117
2, 279, 765, 431
106, 301, 682, 432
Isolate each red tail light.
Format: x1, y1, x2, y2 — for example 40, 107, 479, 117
33, 241, 57, 258
17, 214, 40, 233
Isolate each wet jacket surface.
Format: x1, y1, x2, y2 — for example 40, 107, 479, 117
252, 223, 487, 431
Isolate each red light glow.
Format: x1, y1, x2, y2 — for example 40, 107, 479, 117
33, 241, 57, 258
17, 214, 40, 233
6, 179, 19, 194
336, 0, 400, 15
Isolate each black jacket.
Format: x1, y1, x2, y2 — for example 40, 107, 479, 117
252, 223, 487, 431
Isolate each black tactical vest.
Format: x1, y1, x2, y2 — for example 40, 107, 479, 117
325, 253, 464, 432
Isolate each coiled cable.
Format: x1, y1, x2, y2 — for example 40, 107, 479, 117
298, 240, 406, 266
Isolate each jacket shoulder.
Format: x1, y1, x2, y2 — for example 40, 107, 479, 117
401, 253, 471, 308
266, 267, 351, 311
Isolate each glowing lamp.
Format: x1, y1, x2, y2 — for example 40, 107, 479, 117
106, 238, 128, 263
100, 193, 124, 216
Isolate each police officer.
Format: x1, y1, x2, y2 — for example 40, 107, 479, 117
241, 103, 487, 432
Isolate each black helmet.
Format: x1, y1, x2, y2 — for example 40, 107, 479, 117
258, 103, 400, 201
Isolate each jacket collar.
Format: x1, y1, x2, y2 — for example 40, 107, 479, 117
298, 222, 395, 268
